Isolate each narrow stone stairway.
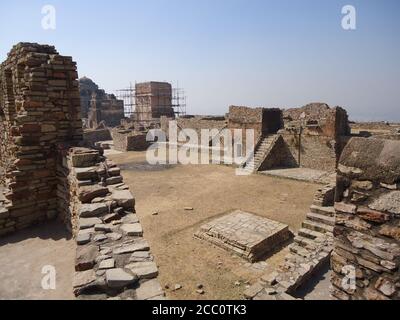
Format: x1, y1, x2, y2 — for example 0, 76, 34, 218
242, 134, 278, 173
244, 185, 335, 300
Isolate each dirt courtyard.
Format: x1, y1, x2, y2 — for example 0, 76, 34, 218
0, 150, 322, 300
108, 150, 320, 300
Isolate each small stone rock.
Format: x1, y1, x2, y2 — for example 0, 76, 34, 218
94, 224, 112, 232
80, 202, 109, 218
105, 268, 137, 288
152, 211, 159, 216
93, 234, 108, 242
184, 207, 194, 211
79, 217, 102, 230
126, 261, 159, 279
196, 289, 205, 295
113, 240, 150, 255
120, 223, 143, 236
129, 251, 151, 262
174, 284, 182, 291
76, 232, 91, 245
99, 258, 115, 270
196, 283, 203, 289
107, 232, 122, 241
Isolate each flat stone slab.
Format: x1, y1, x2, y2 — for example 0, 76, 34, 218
194, 210, 291, 262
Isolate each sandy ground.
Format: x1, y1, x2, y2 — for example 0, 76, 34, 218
0, 221, 75, 300
0, 150, 326, 300
108, 151, 320, 300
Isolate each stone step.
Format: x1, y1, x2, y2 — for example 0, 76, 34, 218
306, 212, 335, 226
294, 235, 318, 250
288, 243, 311, 258
297, 228, 324, 240
310, 205, 335, 217
302, 219, 334, 234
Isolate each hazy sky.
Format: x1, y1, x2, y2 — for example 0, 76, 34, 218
1, 0, 399, 121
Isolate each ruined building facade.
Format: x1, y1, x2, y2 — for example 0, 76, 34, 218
135, 82, 175, 124
79, 77, 124, 128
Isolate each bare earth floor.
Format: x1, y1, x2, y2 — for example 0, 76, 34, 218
0, 221, 75, 300
108, 151, 321, 300
0, 151, 330, 300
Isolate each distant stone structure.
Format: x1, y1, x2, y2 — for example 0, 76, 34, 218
135, 82, 175, 124
79, 77, 124, 128
331, 137, 400, 300
281, 103, 351, 172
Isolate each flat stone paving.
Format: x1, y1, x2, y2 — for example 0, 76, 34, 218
260, 168, 336, 185
194, 210, 291, 262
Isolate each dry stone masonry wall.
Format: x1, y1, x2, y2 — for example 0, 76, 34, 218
331, 137, 400, 300
58, 146, 164, 300
0, 43, 82, 236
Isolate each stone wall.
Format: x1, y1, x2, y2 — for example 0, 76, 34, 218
80, 77, 124, 129
57, 146, 164, 300
0, 43, 82, 236
280, 103, 351, 172
112, 129, 150, 152
83, 128, 112, 147
331, 137, 400, 300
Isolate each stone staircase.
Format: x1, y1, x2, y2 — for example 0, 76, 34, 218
241, 134, 278, 174
244, 185, 335, 300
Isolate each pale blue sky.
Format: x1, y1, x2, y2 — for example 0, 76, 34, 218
1, 0, 399, 121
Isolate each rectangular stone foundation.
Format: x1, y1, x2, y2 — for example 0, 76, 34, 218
194, 210, 291, 262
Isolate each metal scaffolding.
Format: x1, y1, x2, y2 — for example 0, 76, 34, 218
116, 81, 186, 121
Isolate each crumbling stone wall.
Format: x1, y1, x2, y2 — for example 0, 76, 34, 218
281, 104, 351, 172
80, 77, 124, 128
331, 137, 400, 300
112, 129, 149, 152
0, 43, 82, 235
228, 106, 263, 145
83, 128, 112, 147
57, 146, 164, 300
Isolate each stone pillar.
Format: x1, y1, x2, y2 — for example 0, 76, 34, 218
331, 137, 400, 300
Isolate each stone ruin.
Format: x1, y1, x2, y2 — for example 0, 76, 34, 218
0, 43, 82, 234
1, 42, 399, 301
79, 76, 124, 129
0, 43, 163, 300
195, 210, 291, 262
331, 137, 400, 300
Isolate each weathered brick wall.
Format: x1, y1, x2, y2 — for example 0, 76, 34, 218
331, 137, 400, 300
0, 43, 82, 236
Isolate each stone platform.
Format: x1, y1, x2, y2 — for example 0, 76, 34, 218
194, 210, 291, 262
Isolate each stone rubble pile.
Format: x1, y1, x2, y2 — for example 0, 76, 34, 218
57, 146, 164, 300
331, 137, 400, 300
245, 185, 335, 300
